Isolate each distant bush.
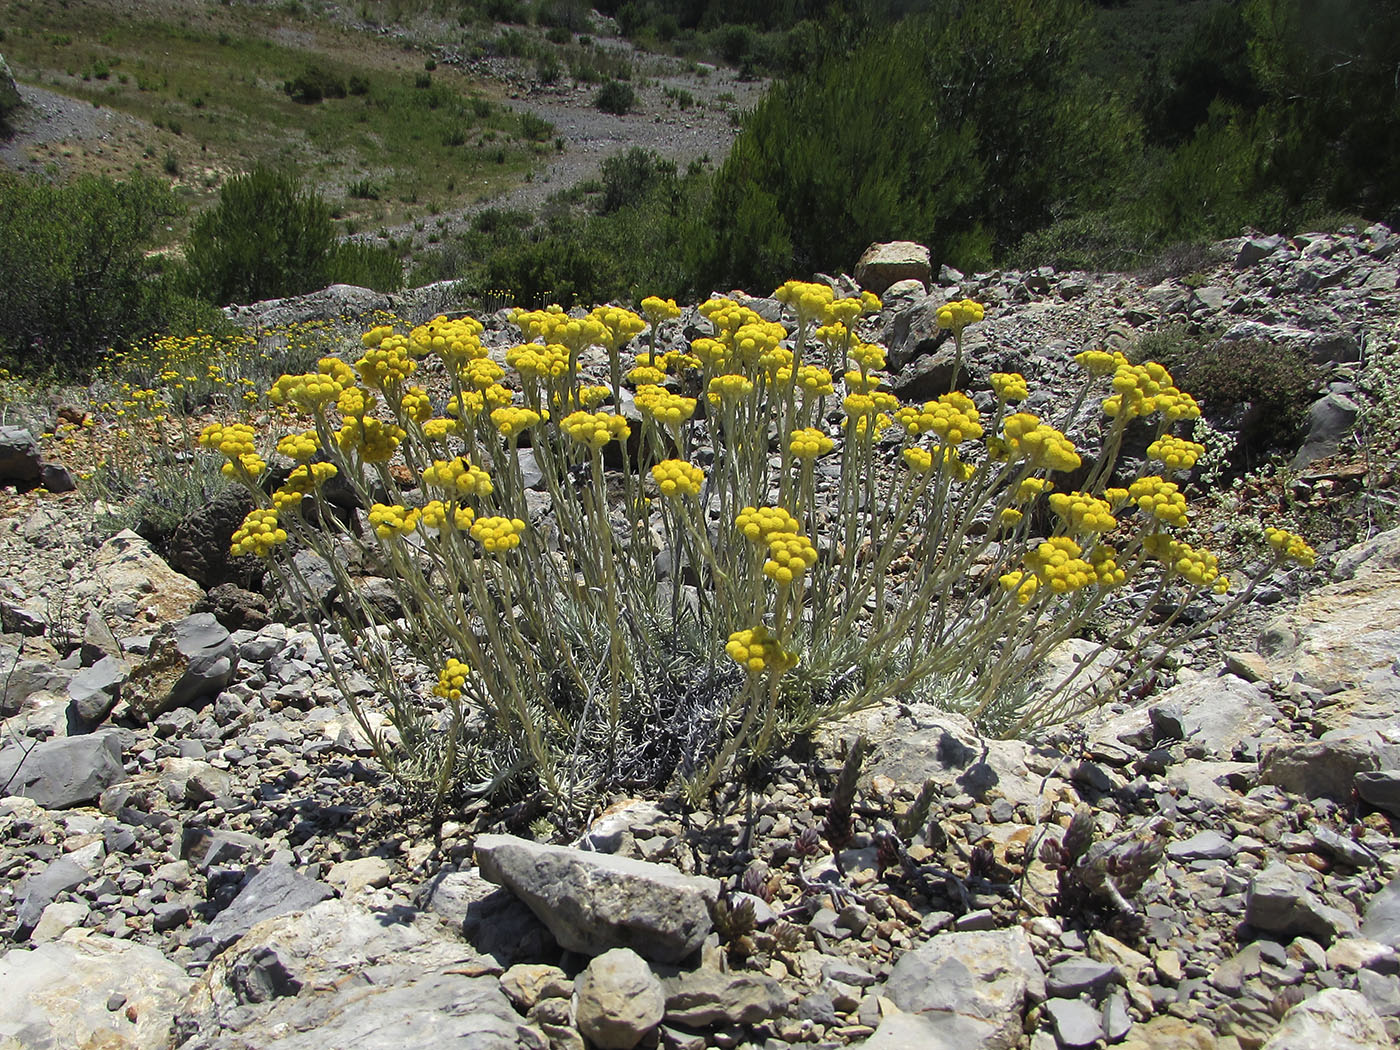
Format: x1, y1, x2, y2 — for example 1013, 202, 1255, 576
328, 241, 404, 292
519, 111, 555, 141
284, 65, 348, 103
598, 147, 674, 214
0, 173, 187, 375
594, 79, 635, 115
184, 166, 336, 305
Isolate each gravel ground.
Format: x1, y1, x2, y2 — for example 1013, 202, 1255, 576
0, 83, 147, 174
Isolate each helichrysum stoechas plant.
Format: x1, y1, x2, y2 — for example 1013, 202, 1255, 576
220, 286, 1315, 818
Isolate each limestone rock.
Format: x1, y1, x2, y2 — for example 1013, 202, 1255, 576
574, 948, 665, 1050
190, 863, 334, 952
1260, 989, 1391, 1050
660, 967, 793, 1026
67, 654, 127, 725
124, 613, 238, 723
855, 241, 932, 296
883, 928, 1046, 1050
0, 730, 125, 809
474, 834, 719, 964
94, 530, 205, 626
1246, 862, 1358, 942
1260, 734, 1382, 801
0, 425, 41, 484
176, 899, 524, 1050
1146, 673, 1284, 758
421, 867, 558, 965
0, 931, 196, 1050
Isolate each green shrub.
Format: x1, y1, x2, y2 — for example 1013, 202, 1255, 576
184, 166, 335, 306
328, 241, 404, 292
0, 172, 183, 375
1134, 325, 1317, 463
598, 147, 674, 214
284, 65, 348, 103
594, 79, 635, 115
519, 110, 555, 141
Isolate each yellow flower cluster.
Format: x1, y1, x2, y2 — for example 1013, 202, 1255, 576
795, 365, 835, 396
269, 371, 345, 411
355, 338, 416, 390
1017, 477, 1054, 501
578, 384, 611, 409
1145, 534, 1228, 592
763, 532, 819, 585
337, 385, 375, 419
336, 417, 405, 463
848, 341, 886, 373
1025, 536, 1095, 593
731, 321, 787, 369
471, 515, 526, 553
895, 392, 982, 443
775, 280, 834, 321
278, 461, 337, 500
419, 499, 476, 531
736, 505, 801, 543
423, 457, 494, 497
422, 417, 463, 442
369, 503, 421, 540
936, 299, 985, 331
1048, 491, 1118, 534
434, 657, 472, 701
447, 386, 513, 420
1101, 355, 1201, 422
698, 298, 762, 338
651, 459, 705, 499
1001, 413, 1081, 471
998, 571, 1039, 604
1074, 349, 1118, 376
277, 430, 320, 463
1089, 544, 1127, 588
990, 372, 1029, 402
1128, 476, 1189, 527
1265, 527, 1317, 567
635, 386, 697, 428
641, 296, 682, 324
508, 342, 571, 382
561, 410, 631, 449
411, 316, 486, 364
461, 358, 506, 391
1148, 435, 1206, 472
725, 625, 798, 674
198, 422, 257, 459
628, 364, 667, 386
491, 406, 543, 439
231, 509, 287, 558
592, 306, 648, 351
790, 427, 834, 459
401, 386, 434, 424
690, 337, 730, 369
708, 373, 754, 406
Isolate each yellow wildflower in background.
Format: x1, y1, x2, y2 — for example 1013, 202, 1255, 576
725, 625, 798, 674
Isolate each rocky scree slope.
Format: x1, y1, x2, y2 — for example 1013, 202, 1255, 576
1, 226, 1400, 1050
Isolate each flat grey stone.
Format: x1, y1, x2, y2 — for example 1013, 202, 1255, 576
1261, 735, 1381, 801
1356, 771, 1400, 815
421, 868, 558, 966
0, 730, 125, 809
1361, 876, 1400, 947
475, 834, 718, 964
1045, 957, 1118, 998
17, 856, 90, 935
192, 863, 334, 951
124, 613, 238, 723
67, 655, 127, 725
660, 967, 793, 1026
575, 948, 665, 1050
1260, 988, 1391, 1050
1168, 830, 1235, 862
1044, 997, 1103, 1048
1246, 863, 1358, 942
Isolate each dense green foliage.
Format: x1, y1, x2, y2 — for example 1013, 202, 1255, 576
185, 167, 402, 306
694, 0, 1136, 288
687, 0, 1400, 287
0, 173, 195, 374
411, 149, 700, 306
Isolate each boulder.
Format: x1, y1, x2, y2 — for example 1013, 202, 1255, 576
420, 868, 558, 965
174, 899, 524, 1050
16, 855, 91, 935
190, 863, 334, 952
0, 425, 41, 484
883, 928, 1046, 1050
67, 654, 128, 725
0, 730, 125, 809
574, 948, 665, 1050
0, 931, 197, 1050
660, 967, 793, 1026
94, 530, 204, 626
124, 613, 238, 723
474, 834, 719, 964
1361, 875, 1400, 947
855, 241, 932, 296
1146, 673, 1284, 758
167, 487, 258, 588
1260, 734, 1383, 801
1260, 989, 1391, 1050
0, 653, 71, 716
1294, 392, 1362, 467
192, 583, 272, 632
1245, 862, 1358, 942
223, 284, 391, 330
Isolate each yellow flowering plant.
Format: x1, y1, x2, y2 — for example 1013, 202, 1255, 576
215, 290, 1315, 819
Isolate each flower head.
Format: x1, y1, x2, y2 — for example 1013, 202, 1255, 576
471, 515, 526, 554
725, 625, 798, 674
231, 509, 287, 558
651, 459, 704, 499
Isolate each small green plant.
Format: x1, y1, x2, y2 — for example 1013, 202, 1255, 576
594, 79, 635, 115
284, 65, 348, 103
214, 286, 1316, 823
519, 111, 554, 142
